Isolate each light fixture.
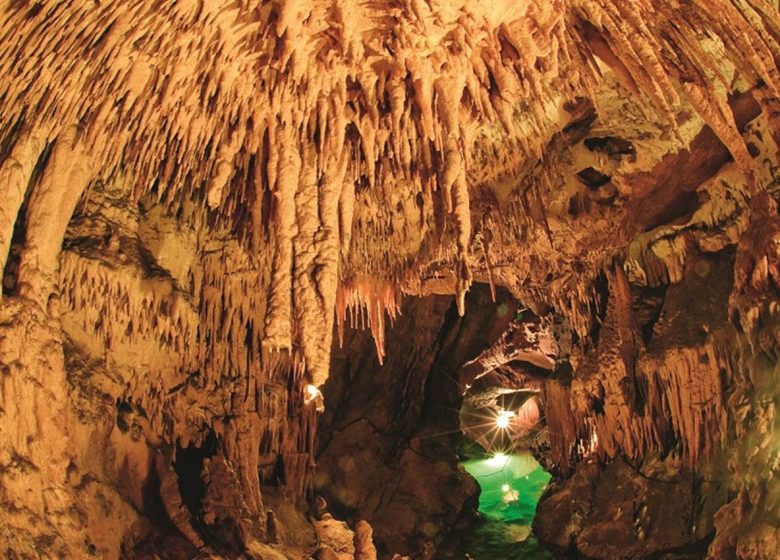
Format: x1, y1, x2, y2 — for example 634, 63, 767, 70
304, 384, 321, 404
501, 483, 511, 493
495, 408, 515, 429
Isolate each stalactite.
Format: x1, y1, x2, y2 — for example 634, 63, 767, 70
452, 168, 473, 317
264, 124, 300, 352
335, 277, 401, 364
0, 127, 47, 295
59, 251, 199, 361
0, 0, 775, 334
17, 126, 93, 306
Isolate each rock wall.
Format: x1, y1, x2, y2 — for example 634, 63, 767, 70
533, 244, 739, 557
1, 173, 321, 558
532, 144, 780, 558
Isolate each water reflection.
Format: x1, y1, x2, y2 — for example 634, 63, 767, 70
436, 451, 556, 559
462, 452, 550, 524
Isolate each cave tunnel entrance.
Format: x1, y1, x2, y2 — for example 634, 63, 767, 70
440, 449, 556, 560
460, 451, 550, 525
438, 297, 560, 559
319, 283, 561, 559
445, 386, 557, 559
457, 389, 552, 527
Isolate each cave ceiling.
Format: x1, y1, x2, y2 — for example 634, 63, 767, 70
2, 1, 779, 382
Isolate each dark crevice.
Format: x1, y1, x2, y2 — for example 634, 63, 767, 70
420, 297, 464, 428
561, 97, 597, 144
173, 432, 218, 521
584, 136, 636, 159
2, 206, 26, 297
576, 167, 611, 190
632, 284, 667, 346
587, 272, 610, 348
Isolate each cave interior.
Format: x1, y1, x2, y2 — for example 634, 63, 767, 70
0, 1, 779, 560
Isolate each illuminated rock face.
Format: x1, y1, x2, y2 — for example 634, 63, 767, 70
0, 1, 779, 559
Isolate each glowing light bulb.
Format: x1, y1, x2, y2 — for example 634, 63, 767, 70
487, 452, 508, 466
501, 483, 511, 493
304, 384, 321, 404
495, 408, 515, 429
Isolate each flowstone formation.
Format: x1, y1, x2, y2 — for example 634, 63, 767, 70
0, 1, 779, 559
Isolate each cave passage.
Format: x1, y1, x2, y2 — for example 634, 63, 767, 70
437, 450, 556, 559
462, 451, 551, 524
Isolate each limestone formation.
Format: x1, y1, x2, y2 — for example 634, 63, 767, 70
0, 1, 779, 559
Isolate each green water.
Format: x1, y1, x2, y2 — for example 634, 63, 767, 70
436, 519, 558, 560
462, 452, 551, 524
435, 452, 556, 559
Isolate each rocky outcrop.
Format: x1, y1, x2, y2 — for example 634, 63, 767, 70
530, 112, 780, 558
535, 457, 729, 559
708, 193, 780, 560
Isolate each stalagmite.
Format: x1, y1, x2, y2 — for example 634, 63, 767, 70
353, 520, 378, 560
